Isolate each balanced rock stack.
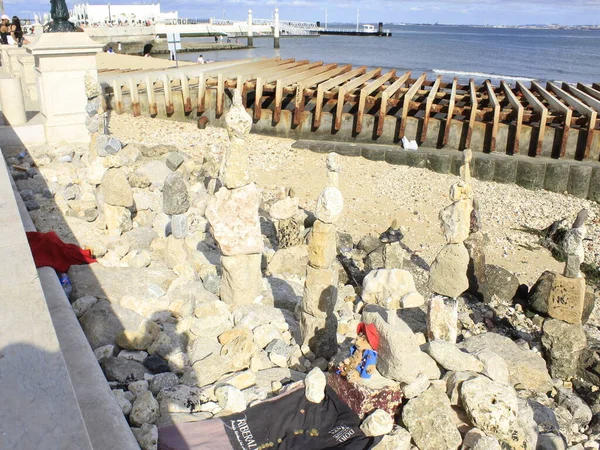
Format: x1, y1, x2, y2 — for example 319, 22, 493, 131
427, 149, 474, 343
206, 91, 263, 306
269, 188, 303, 249
84, 72, 123, 160
299, 153, 344, 359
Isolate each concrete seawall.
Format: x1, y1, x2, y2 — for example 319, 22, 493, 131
0, 150, 139, 449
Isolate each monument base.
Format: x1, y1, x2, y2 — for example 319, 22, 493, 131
27, 32, 103, 145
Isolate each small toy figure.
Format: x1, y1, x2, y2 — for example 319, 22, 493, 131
337, 323, 380, 382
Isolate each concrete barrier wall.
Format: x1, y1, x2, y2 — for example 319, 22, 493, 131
292, 139, 600, 203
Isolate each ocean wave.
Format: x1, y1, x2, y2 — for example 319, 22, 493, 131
432, 69, 536, 82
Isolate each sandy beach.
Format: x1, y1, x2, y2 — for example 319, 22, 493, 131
107, 112, 599, 289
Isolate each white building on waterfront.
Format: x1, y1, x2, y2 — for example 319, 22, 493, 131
71, 2, 178, 26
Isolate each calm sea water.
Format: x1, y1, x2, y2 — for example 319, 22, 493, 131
175, 25, 600, 85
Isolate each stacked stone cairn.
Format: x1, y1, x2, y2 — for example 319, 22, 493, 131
13, 100, 600, 449
427, 149, 474, 342
528, 210, 591, 381
269, 188, 304, 249
299, 153, 344, 359
206, 91, 263, 306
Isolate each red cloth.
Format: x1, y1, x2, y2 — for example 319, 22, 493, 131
356, 323, 380, 351
26, 231, 96, 273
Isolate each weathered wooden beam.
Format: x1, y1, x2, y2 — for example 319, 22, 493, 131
531, 81, 572, 157
466, 79, 478, 149
144, 76, 157, 116
128, 77, 141, 117
197, 72, 206, 114
442, 78, 458, 146
273, 63, 337, 123
180, 73, 192, 114
399, 72, 427, 140
313, 66, 367, 129
162, 74, 173, 115
216, 73, 224, 117
354, 70, 397, 134
548, 82, 597, 158
485, 80, 500, 152
293, 65, 351, 125
562, 83, 600, 113
577, 83, 600, 102
376, 71, 411, 136
253, 61, 318, 120
421, 75, 442, 142
501, 81, 524, 153
334, 68, 382, 131
113, 80, 123, 114
517, 81, 547, 155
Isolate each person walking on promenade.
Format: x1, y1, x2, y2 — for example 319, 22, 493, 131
143, 43, 153, 58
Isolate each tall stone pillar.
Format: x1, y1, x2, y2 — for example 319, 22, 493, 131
206, 91, 263, 307
274, 8, 280, 49
427, 150, 474, 343
299, 153, 344, 358
27, 33, 103, 144
247, 9, 254, 47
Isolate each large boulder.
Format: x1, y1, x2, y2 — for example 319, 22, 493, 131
362, 305, 440, 383
163, 172, 190, 215
428, 243, 470, 298
460, 333, 552, 393
461, 377, 520, 445
205, 183, 263, 256
542, 319, 587, 380
402, 386, 462, 450
423, 340, 484, 372
68, 265, 175, 303
267, 246, 309, 278
80, 300, 160, 350
482, 264, 520, 305
529, 271, 589, 325
101, 168, 133, 208
362, 269, 423, 309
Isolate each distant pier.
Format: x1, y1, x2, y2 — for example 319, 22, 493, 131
317, 22, 392, 37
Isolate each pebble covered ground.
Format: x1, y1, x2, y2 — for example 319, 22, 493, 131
109, 113, 599, 287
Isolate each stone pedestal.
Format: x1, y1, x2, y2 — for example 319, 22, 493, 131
327, 372, 403, 419
27, 33, 103, 144
0, 78, 27, 126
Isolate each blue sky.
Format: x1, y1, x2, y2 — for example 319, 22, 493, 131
7, 0, 600, 26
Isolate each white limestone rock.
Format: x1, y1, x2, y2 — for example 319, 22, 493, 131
130, 391, 160, 427
304, 368, 327, 404
372, 426, 411, 450
215, 385, 247, 413
428, 243, 470, 298
101, 168, 133, 208
423, 340, 484, 372
360, 409, 394, 437
427, 295, 458, 343
362, 305, 440, 383
461, 376, 519, 443
315, 186, 344, 224
362, 269, 421, 310
206, 184, 263, 256
112, 389, 133, 415
132, 423, 158, 450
